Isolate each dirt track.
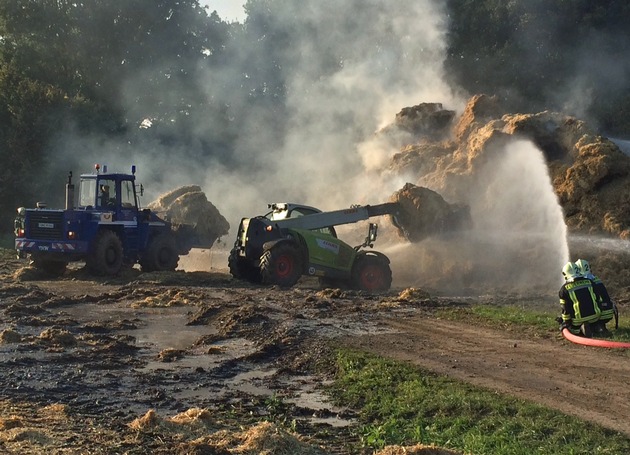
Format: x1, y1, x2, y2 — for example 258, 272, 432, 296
1, 249, 629, 454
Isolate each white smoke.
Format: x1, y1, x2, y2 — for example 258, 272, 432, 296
52, 0, 459, 229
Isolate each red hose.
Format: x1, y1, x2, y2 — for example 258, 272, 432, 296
562, 328, 630, 348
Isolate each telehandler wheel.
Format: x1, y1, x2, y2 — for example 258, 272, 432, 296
351, 254, 392, 292
86, 230, 123, 275
228, 248, 243, 278
32, 257, 67, 277
141, 234, 179, 272
228, 248, 262, 283
260, 243, 302, 287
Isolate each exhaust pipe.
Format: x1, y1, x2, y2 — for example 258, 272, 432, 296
65, 171, 75, 210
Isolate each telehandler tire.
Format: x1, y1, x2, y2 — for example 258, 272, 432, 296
228, 248, 262, 283
260, 243, 302, 287
351, 253, 392, 292
141, 234, 179, 272
86, 230, 124, 275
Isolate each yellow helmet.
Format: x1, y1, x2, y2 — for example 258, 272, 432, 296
575, 258, 592, 278
562, 261, 581, 281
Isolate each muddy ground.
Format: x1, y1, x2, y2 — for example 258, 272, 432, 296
1, 248, 629, 454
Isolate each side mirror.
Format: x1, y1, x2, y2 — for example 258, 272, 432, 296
355, 223, 378, 250
368, 223, 378, 242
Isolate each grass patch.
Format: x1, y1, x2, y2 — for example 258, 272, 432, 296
327, 349, 630, 454
438, 304, 630, 343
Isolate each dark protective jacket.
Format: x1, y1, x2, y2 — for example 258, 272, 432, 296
559, 277, 600, 330
591, 275, 615, 323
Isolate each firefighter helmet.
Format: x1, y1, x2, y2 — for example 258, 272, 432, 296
562, 261, 581, 281
575, 258, 593, 279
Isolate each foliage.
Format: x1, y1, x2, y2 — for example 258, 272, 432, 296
445, 0, 630, 134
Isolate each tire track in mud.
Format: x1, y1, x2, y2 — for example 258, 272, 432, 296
342, 315, 630, 437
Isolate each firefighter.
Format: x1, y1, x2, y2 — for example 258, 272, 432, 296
575, 258, 615, 334
558, 261, 601, 337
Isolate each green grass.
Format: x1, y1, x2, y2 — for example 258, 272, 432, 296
327, 349, 630, 454
438, 304, 630, 343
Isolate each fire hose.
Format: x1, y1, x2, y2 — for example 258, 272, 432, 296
561, 302, 630, 348
562, 328, 630, 348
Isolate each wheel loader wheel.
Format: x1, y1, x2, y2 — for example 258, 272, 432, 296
260, 243, 302, 288
141, 234, 179, 272
32, 257, 67, 277
351, 254, 392, 292
86, 230, 123, 275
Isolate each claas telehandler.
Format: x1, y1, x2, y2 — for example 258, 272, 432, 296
228, 202, 401, 291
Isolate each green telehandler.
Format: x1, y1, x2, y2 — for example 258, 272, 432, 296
228, 202, 401, 292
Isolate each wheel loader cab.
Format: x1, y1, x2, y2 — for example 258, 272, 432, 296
78, 175, 138, 210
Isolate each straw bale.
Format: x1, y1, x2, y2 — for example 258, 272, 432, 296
388, 94, 630, 239
394, 103, 455, 138
148, 186, 230, 251
389, 183, 471, 242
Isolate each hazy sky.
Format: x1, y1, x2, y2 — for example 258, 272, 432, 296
200, 0, 246, 22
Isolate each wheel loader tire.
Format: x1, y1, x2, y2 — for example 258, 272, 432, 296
351, 254, 392, 292
141, 234, 179, 272
260, 243, 302, 288
228, 248, 262, 283
32, 257, 67, 277
86, 230, 124, 275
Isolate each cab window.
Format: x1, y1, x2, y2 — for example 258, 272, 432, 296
97, 179, 116, 208
288, 208, 336, 237
121, 180, 136, 208
79, 179, 97, 207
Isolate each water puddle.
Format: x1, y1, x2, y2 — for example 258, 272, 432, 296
138, 337, 258, 373
283, 376, 355, 427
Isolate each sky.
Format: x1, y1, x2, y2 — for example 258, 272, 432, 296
200, 0, 246, 22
